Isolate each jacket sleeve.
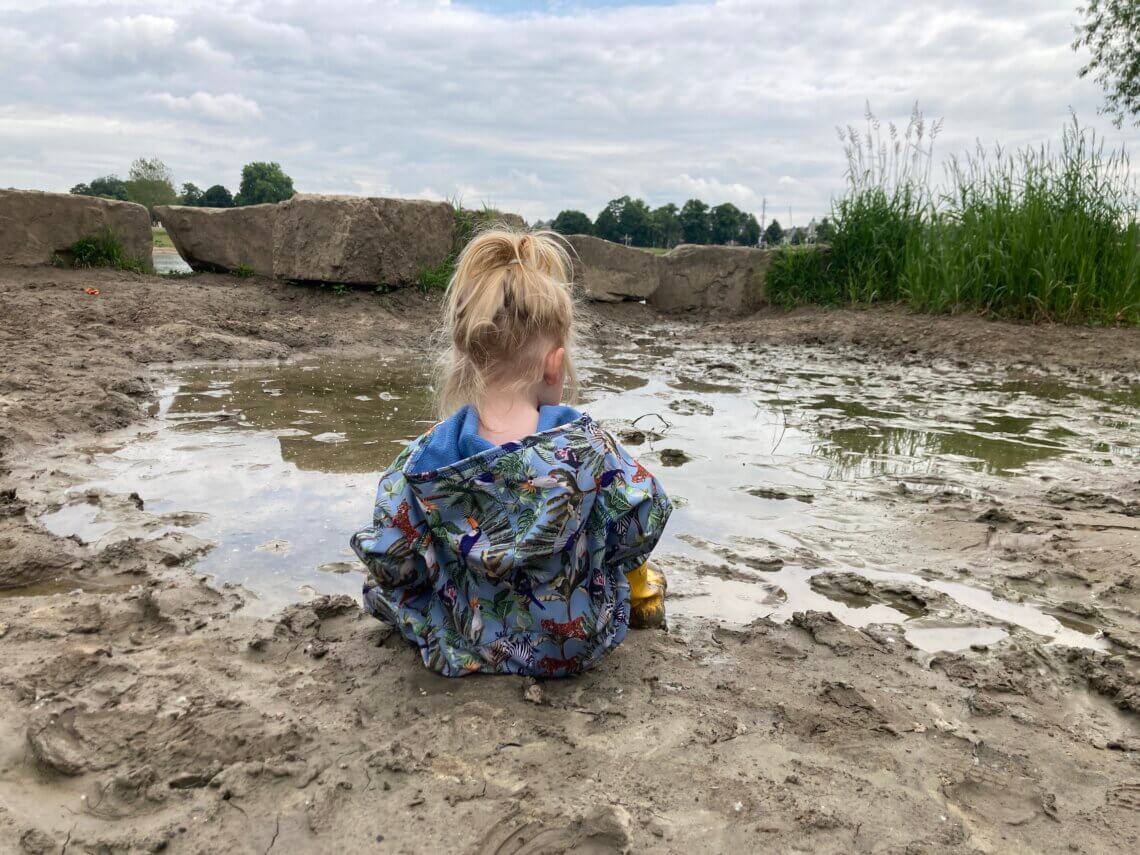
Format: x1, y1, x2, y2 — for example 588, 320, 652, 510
601, 436, 673, 575
349, 466, 428, 590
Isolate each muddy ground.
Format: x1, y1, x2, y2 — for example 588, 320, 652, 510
0, 264, 1138, 854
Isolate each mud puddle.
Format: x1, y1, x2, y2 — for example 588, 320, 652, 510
38, 335, 1136, 649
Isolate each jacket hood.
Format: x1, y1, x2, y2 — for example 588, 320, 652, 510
406, 403, 583, 477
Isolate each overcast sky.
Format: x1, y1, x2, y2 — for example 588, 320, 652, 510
0, 0, 1131, 224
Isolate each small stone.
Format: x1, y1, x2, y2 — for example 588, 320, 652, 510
308, 639, 329, 659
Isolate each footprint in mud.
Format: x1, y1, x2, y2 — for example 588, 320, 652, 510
975, 506, 1030, 531
677, 533, 799, 572
1045, 487, 1140, 516
808, 571, 938, 618
668, 398, 714, 417
1106, 781, 1140, 812
475, 806, 632, 855
158, 511, 209, 528
944, 768, 1049, 827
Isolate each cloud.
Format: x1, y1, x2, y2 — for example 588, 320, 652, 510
0, 0, 1130, 223
105, 14, 176, 43
149, 91, 262, 122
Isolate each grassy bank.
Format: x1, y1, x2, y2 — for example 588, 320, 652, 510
152, 226, 175, 250
768, 115, 1139, 324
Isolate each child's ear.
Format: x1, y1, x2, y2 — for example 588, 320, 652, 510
543, 346, 565, 387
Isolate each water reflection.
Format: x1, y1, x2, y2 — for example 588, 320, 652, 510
42, 337, 1138, 646
815, 424, 1068, 478
165, 362, 436, 472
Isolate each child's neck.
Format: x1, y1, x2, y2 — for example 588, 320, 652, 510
477, 391, 541, 446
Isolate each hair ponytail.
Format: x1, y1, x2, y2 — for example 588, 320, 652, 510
437, 227, 577, 417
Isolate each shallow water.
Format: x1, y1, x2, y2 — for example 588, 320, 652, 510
153, 248, 193, 275
43, 333, 1137, 650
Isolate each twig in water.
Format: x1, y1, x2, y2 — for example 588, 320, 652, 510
631, 412, 671, 434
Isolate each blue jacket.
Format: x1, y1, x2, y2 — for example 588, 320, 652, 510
350, 405, 671, 677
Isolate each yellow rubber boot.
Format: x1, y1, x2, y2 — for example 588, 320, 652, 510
625, 562, 667, 630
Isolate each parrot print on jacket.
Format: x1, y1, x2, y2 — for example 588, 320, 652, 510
350, 410, 671, 678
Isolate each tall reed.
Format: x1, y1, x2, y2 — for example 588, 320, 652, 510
767, 109, 1140, 325
903, 117, 1139, 323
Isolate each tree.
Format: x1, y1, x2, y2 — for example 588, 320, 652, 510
180, 182, 203, 206
815, 216, 836, 243
90, 175, 129, 200
1074, 0, 1140, 127
679, 199, 710, 244
594, 198, 624, 242
236, 162, 295, 206
551, 209, 593, 235
200, 184, 235, 208
650, 203, 682, 248
740, 213, 761, 246
618, 197, 653, 246
126, 157, 177, 217
710, 203, 744, 245
71, 175, 128, 200
763, 219, 784, 246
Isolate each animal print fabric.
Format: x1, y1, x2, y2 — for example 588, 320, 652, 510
350, 415, 671, 677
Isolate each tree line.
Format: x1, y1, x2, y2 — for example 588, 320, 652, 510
71, 157, 296, 220
547, 196, 832, 248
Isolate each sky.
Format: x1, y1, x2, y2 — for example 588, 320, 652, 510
0, 0, 1132, 225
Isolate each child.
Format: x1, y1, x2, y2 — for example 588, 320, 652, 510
350, 228, 671, 677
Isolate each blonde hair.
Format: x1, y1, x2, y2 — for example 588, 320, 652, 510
438, 227, 577, 417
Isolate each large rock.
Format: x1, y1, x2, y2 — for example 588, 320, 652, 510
651, 244, 773, 313
566, 234, 659, 302
157, 195, 458, 287
0, 189, 151, 268
271, 195, 455, 286
154, 204, 276, 275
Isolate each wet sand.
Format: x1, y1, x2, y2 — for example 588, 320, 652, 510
0, 264, 1138, 853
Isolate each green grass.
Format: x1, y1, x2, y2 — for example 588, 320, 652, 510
412, 203, 488, 293
65, 229, 148, 273
152, 226, 175, 249
767, 112, 1139, 325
